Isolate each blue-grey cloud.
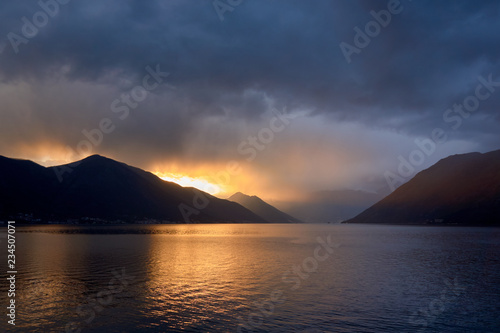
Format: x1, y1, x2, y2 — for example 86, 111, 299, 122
0, 0, 499, 195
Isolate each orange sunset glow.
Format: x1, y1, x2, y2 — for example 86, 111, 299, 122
155, 172, 224, 195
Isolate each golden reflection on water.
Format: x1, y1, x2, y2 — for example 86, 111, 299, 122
16, 232, 90, 328
4, 224, 498, 332
7, 224, 334, 331
142, 224, 279, 329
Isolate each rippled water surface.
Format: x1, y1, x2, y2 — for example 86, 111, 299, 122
1, 224, 499, 332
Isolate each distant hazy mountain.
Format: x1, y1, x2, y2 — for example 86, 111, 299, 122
346, 149, 500, 226
0, 155, 266, 224
228, 192, 302, 223
273, 190, 382, 223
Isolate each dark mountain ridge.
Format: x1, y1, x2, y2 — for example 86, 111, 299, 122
345, 149, 500, 226
0, 154, 266, 224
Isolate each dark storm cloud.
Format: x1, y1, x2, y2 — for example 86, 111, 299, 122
0, 0, 499, 194
2, 1, 499, 118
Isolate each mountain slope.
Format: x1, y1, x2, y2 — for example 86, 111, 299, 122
345, 149, 500, 226
0, 155, 266, 224
229, 192, 302, 223
0, 156, 58, 215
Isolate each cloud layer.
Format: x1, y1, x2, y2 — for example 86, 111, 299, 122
1, 0, 499, 199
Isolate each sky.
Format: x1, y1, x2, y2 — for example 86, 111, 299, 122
0, 0, 499, 201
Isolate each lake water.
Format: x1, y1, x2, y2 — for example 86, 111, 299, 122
1, 224, 499, 332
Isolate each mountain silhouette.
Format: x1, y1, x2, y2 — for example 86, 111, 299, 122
345, 149, 500, 226
0, 155, 266, 224
228, 192, 302, 223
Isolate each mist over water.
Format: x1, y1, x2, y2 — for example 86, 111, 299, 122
1, 224, 499, 332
